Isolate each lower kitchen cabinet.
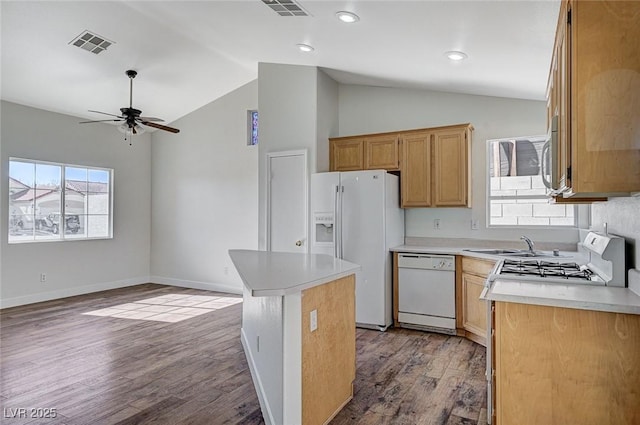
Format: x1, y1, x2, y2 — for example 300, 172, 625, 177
494, 302, 640, 425
457, 256, 495, 346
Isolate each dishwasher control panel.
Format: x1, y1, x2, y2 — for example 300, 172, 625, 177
397, 254, 455, 271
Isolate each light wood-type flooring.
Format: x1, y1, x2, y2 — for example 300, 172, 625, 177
0, 284, 487, 425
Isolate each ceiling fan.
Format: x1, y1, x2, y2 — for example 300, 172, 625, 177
80, 70, 180, 143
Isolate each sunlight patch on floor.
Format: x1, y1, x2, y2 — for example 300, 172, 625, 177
83, 293, 242, 322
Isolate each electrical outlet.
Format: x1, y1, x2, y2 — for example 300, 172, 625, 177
471, 219, 479, 230
257, 336, 260, 352
224, 266, 229, 275
40, 273, 46, 282
433, 219, 441, 230
310, 309, 318, 332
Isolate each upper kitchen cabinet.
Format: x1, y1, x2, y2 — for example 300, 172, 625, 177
433, 127, 471, 207
329, 137, 364, 171
401, 124, 472, 208
547, 0, 640, 197
364, 134, 400, 170
401, 131, 432, 207
330, 134, 400, 171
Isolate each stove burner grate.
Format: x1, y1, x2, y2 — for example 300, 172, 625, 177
499, 259, 593, 281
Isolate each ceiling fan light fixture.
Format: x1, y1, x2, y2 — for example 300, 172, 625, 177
445, 51, 468, 61
296, 43, 314, 52
117, 122, 145, 135
336, 11, 359, 23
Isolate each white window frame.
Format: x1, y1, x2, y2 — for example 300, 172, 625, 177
485, 137, 578, 228
8, 157, 114, 243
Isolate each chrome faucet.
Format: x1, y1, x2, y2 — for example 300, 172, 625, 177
521, 235, 535, 254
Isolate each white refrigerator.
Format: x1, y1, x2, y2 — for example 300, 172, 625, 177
310, 170, 404, 330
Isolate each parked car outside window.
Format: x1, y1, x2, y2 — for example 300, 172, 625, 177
36, 213, 80, 234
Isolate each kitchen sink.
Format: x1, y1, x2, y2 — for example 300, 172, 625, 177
463, 249, 560, 258
463, 249, 521, 255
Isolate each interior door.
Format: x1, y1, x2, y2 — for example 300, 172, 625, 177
267, 150, 308, 253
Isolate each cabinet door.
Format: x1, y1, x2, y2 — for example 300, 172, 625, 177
330, 139, 363, 171
364, 135, 400, 170
495, 302, 640, 425
462, 272, 487, 345
569, 0, 640, 194
558, 3, 571, 192
433, 128, 469, 207
400, 132, 431, 207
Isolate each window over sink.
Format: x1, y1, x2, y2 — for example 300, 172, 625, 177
487, 137, 575, 227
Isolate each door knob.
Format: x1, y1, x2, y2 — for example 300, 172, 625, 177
295, 240, 303, 247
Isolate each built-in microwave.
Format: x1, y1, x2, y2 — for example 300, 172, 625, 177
541, 115, 559, 191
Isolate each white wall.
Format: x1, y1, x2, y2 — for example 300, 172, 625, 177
150, 80, 258, 294
338, 85, 581, 244
0, 101, 151, 307
591, 197, 640, 271
316, 70, 339, 173
257, 63, 319, 250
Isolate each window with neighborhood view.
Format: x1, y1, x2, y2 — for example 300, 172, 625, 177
9, 158, 113, 243
487, 137, 575, 227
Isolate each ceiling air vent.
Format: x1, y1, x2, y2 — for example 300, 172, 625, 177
261, 0, 309, 16
69, 30, 114, 55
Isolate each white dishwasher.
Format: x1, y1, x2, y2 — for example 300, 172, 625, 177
397, 253, 456, 334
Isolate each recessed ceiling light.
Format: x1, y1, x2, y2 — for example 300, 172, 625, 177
445, 51, 468, 61
336, 11, 360, 23
296, 43, 315, 52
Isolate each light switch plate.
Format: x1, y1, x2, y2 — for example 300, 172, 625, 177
310, 309, 318, 332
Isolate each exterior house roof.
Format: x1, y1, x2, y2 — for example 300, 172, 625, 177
9, 178, 108, 203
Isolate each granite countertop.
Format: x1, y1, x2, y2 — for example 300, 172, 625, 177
228, 249, 360, 297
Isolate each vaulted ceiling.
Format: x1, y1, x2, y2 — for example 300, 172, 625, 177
1, 1, 560, 126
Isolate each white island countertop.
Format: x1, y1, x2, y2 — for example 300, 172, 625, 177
483, 278, 640, 315
229, 249, 360, 297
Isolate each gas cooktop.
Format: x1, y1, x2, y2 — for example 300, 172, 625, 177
496, 259, 603, 284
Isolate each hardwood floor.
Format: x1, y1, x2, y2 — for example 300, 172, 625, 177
0, 284, 487, 425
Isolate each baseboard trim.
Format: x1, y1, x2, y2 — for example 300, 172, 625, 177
241, 328, 275, 425
150, 276, 242, 295
0, 276, 149, 309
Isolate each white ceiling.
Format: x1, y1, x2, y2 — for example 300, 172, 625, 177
1, 0, 560, 127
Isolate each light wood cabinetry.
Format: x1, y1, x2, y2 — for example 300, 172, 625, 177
330, 134, 399, 172
329, 138, 364, 171
494, 302, 640, 425
547, 0, 640, 197
432, 128, 470, 207
364, 134, 400, 170
400, 131, 432, 207
399, 124, 472, 208
457, 256, 495, 346
330, 124, 472, 208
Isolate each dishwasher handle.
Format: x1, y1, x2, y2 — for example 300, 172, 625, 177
397, 253, 455, 271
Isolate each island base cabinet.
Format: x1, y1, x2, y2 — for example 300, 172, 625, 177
302, 275, 356, 425
495, 302, 640, 425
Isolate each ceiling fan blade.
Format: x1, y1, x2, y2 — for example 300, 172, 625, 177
139, 116, 164, 122
88, 109, 123, 118
79, 119, 124, 124
140, 121, 180, 134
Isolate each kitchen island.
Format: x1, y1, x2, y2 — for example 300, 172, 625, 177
229, 249, 360, 425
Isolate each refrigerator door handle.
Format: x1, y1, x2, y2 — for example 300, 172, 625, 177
339, 185, 344, 259
333, 185, 340, 258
